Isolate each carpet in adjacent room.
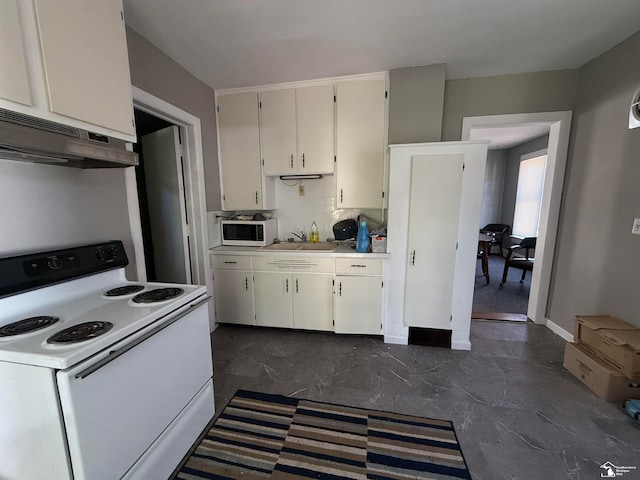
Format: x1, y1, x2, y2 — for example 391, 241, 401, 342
175, 389, 472, 479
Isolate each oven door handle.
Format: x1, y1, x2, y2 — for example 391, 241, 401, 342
74, 296, 211, 380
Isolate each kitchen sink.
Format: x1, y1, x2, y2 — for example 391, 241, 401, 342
261, 242, 336, 251
261, 243, 303, 250
297, 242, 336, 251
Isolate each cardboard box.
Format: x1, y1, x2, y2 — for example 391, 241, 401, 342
564, 343, 640, 403
574, 315, 640, 379
370, 235, 387, 253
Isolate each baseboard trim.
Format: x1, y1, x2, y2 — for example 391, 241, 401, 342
545, 318, 574, 342
451, 340, 471, 351
384, 335, 408, 345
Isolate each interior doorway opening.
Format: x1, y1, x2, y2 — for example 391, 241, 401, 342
133, 109, 191, 284
462, 112, 572, 330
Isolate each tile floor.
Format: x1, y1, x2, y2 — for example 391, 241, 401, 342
210, 321, 640, 480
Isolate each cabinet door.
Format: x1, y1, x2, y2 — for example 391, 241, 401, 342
254, 272, 293, 328
404, 154, 463, 330
261, 89, 297, 175
34, 0, 134, 136
0, 0, 32, 106
217, 93, 263, 210
336, 80, 386, 208
212, 270, 255, 325
297, 85, 335, 174
334, 276, 382, 335
293, 273, 333, 331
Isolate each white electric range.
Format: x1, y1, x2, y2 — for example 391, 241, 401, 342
0, 241, 215, 480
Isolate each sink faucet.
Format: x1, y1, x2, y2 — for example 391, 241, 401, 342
290, 231, 306, 243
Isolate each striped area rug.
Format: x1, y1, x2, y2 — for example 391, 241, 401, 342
176, 390, 472, 480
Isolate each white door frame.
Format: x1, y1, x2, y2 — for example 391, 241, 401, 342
461, 111, 572, 327
125, 87, 212, 300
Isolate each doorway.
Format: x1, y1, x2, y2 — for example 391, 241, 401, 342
462, 112, 572, 331
471, 130, 550, 321
133, 109, 191, 284
124, 86, 212, 318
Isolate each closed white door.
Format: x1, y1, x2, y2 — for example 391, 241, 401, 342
404, 154, 464, 330
297, 85, 335, 174
261, 89, 297, 175
212, 269, 254, 325
141, 126, 190, 284
254, 272, 293, 328
334, 276, 382, 334
217, 93, 262, 209
293, 273, 333, 331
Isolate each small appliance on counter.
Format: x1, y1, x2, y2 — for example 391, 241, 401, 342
332, 219, 358, 240
221, 218, 277, 246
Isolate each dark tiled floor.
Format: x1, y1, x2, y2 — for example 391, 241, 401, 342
210, 322, 640, 480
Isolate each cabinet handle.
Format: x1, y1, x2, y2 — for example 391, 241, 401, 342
339, 282, 342, 296
245, 277, 248, 291
290, 154, 294, 168
223, 261, 237, 264
350, 264, 366, 268
411, 250, 416, 266
295, 278, 299, 293
255, 191, 259, 204
302, 153, 305, 168
340, 188, 343, 203
285, 278, 289, 293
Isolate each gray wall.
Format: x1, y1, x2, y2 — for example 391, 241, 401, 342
388, 64, 445, 143
500, 134, 550, 235
479, 149, 506, 227
442, 69, 580, 141
0, 162, 137, 278
126, 28, 221, 211
548, 31, 640, 330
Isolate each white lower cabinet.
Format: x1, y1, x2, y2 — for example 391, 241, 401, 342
211, 253, 385, 335
254, 272, 333, 330
211, 255, 254, 325
254, 272, 294, 328
334, 258, 383, 335
212, 269, 254, 325
292, 274, 333, 331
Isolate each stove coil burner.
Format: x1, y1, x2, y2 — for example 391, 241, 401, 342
47, 321, 113, 344
0, 316, 60, 337
104, 285, 145, 297
132, 288, 184, 304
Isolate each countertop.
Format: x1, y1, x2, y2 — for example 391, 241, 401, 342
209, 244, 390, 258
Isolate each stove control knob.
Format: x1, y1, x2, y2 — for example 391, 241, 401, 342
96, 249, 106, 261
108, 246, 119, 259
47, 256, 62, 270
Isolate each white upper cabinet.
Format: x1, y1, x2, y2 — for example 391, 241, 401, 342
34, 0, 134, 136
0, 1, 32, 106
217, 93, 273, 210
261, 85, 334, 176
261, 89, 297, 175
336, 79, 386, 209
0, 0, 135, 141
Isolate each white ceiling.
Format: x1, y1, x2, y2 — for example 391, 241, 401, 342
470, 125, 551, 150
123, 0, 640, 90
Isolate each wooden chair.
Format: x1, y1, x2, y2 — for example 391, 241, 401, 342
479, 224, 510, 256
500, 237, 536, 286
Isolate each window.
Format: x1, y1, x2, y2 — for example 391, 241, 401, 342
512, 151, 547, 237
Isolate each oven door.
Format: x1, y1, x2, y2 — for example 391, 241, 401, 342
56, 297, 213, 480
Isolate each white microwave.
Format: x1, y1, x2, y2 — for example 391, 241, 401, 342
220, 219, 277, 247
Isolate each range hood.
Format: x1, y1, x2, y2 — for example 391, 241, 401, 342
0, 108, 138, 168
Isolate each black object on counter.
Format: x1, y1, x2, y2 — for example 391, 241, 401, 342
333, 219, 358, 240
